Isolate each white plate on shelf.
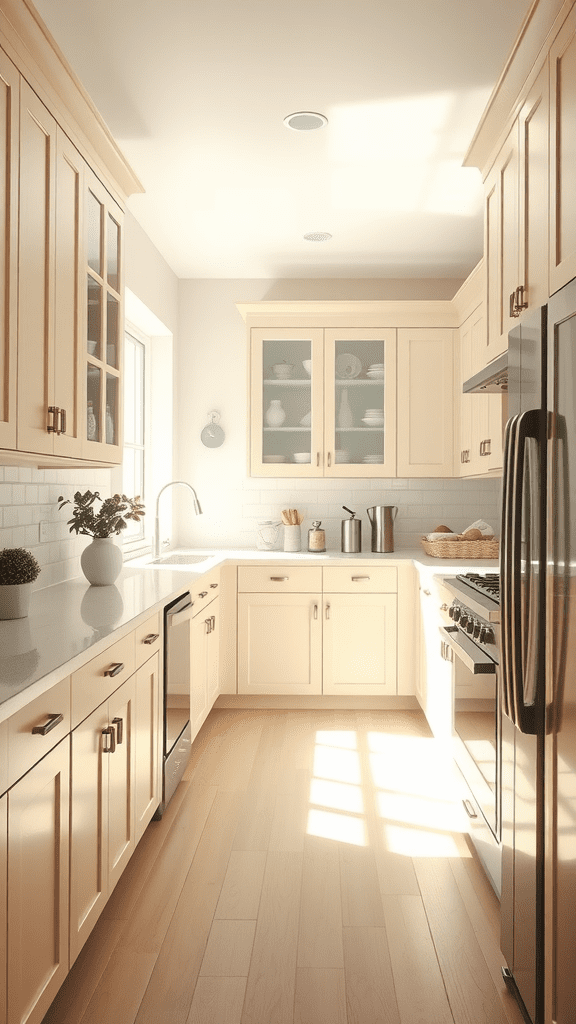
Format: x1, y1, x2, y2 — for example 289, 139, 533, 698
336, 353, 362, 379
366, 370, 384, 379
362, 417, 384, 427
292, 452, 311, 463
263, 455, 286, 463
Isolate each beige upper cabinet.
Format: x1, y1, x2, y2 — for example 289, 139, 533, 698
0, 51, 18, 452
549, 6, 576, 294
481, 61, 549, 364
458, 303, 503, 477
396, 328, 455, 477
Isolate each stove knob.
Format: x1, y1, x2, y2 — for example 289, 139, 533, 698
473, 621, 482, 638
459, 612, 468, 628
466, 618, 475, 634
448, 605, 455, 619
480, 626, 495, 644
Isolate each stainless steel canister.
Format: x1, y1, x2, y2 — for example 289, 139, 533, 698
341, 506, 362, 553
367, 505, 398, 552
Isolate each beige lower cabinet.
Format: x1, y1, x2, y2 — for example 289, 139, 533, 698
189, 596, 220, 737
417, 574, 453, 740
134, 653, 162, 844
0, 793, 5, 1024
322, 593, 397, 695
69, 674, 136, 963
7, 739, 69, 1024
238, 592, 323, 695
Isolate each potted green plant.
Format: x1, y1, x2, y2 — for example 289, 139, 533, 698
58, 491, 145, 586
0, 547, 41, 619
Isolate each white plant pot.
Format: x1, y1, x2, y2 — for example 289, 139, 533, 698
81, 537, 123, 586
0, 582, 33, 619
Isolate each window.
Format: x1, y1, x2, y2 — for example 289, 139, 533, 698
122, 326, 148, 548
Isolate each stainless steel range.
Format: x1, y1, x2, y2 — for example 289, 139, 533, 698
440, 571, 502, 893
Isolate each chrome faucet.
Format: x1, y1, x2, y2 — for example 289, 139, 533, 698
154, 481, 202, 558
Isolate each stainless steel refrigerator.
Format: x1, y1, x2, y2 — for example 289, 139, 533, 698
500, 275, 576, 1024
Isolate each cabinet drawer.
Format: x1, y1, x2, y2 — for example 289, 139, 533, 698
323, 566, 397, 593
238, 565, 323, 593
71, 633, 135, 728
190, 569, 221, 614
7, 676, 71, 788
134, 612, 161, 665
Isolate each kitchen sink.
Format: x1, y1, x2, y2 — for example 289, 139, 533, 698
150, 552, 215, 565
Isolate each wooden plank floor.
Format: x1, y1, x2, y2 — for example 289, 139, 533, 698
42, 709, 527, 1024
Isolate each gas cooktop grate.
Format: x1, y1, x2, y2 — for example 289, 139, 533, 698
455, 572, 500, 603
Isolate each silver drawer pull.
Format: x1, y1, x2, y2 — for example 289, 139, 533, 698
210, 582, 218, 588
270, 576, 289, 581
351, 576, 370, 581
102, 725, 116, 753
313, 603, 318, 620
104, 662, 125, 677
112, 716, 124, 744
325, 602, 330, 620
198, 591, 208, 598
205, 617, 212, 634
462, 799, 477, 819
143, 633, 159, 645
32, 713, 63, 736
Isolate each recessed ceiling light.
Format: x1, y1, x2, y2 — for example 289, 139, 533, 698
283, 111, 328, 131
303, 232, 332, 242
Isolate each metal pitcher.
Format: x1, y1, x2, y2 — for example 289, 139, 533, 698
367, 505, 398, 552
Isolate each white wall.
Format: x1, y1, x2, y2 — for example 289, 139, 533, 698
175, 279, 501, 552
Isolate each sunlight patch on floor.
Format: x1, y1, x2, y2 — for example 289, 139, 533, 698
384, 823, 462, 858
310, 777, 364, 814
307, 808, 366, 846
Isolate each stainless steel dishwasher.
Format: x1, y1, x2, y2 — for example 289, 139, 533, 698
154, 591, 193, 817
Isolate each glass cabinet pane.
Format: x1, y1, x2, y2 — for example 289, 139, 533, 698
332, 338, 386, 466
87, 276, 102, 358
261, 338, 312, 466
105, 374, 119, 446
87, 190, 102, 276
106, 294, 119, 367
107, 214, 120, 291
86, 366, 101, 442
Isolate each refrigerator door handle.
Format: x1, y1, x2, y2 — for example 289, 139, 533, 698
509, 408, 541, 735
501, 414, 518, 723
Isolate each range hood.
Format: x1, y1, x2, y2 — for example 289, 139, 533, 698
462, 351, 508, 393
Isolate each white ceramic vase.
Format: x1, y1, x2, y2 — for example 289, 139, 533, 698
0, 582, 33, 619
81, 537, 123, 586
337, 388, 354, 428
265, 399, 286, 427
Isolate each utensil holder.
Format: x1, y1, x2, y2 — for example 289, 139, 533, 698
283, 525, 301, 552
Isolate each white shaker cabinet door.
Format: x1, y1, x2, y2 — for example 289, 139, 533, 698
238, 593, 322, 694
396, 328, 454, 477
322, 594, 397, 696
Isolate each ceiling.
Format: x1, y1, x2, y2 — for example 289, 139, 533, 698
32, 0, 533, 281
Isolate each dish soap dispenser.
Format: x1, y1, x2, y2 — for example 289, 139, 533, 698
308, 520, 326, 552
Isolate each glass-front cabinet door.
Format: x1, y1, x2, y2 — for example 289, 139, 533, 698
324, 329, 396, 477
250, 328, 324, 476
83, 167, 123, 462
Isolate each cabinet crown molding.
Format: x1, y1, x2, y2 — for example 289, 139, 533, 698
236, 299, 459, 328
0, 0, 143, 200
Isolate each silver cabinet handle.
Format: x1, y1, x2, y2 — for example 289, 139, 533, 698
462, 799, 477, 819
316, 452, 320, 467
205, 617, 212, 634
102, 725, 116, 753
440, 603, 448, 611
210, 615, 216, 630
351, 576, 370, 582
440, 640, 453, 662
270, 576, 289, 581
325, 602, 330, 620
210, 582, 218, 588
313, 603, 318, 619
104, 662, 124, 677
112, 716, 123, 744
47, 406, 60, 434
327, 452, 332, 467
32, 713, 63, 736
143, 633, 160, 645
198, 591, 208, 598
59, 407, 67, 434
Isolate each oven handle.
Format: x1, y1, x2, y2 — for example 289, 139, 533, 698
439, 626, 496, 675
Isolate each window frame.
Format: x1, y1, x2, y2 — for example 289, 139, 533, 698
121, 321, 151, 555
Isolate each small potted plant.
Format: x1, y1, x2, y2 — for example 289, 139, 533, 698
0, 547, 41, 619
58, 491, 145, 586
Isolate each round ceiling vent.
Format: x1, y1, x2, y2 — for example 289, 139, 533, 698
283, 111, 328, 131
303, 232, 332, 242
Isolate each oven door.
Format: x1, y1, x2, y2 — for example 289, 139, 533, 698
440, 624, 500, 840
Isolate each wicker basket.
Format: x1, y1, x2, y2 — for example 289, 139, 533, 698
421, 536, 499, 559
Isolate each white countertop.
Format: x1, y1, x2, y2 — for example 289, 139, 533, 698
0, 546, 499, 721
